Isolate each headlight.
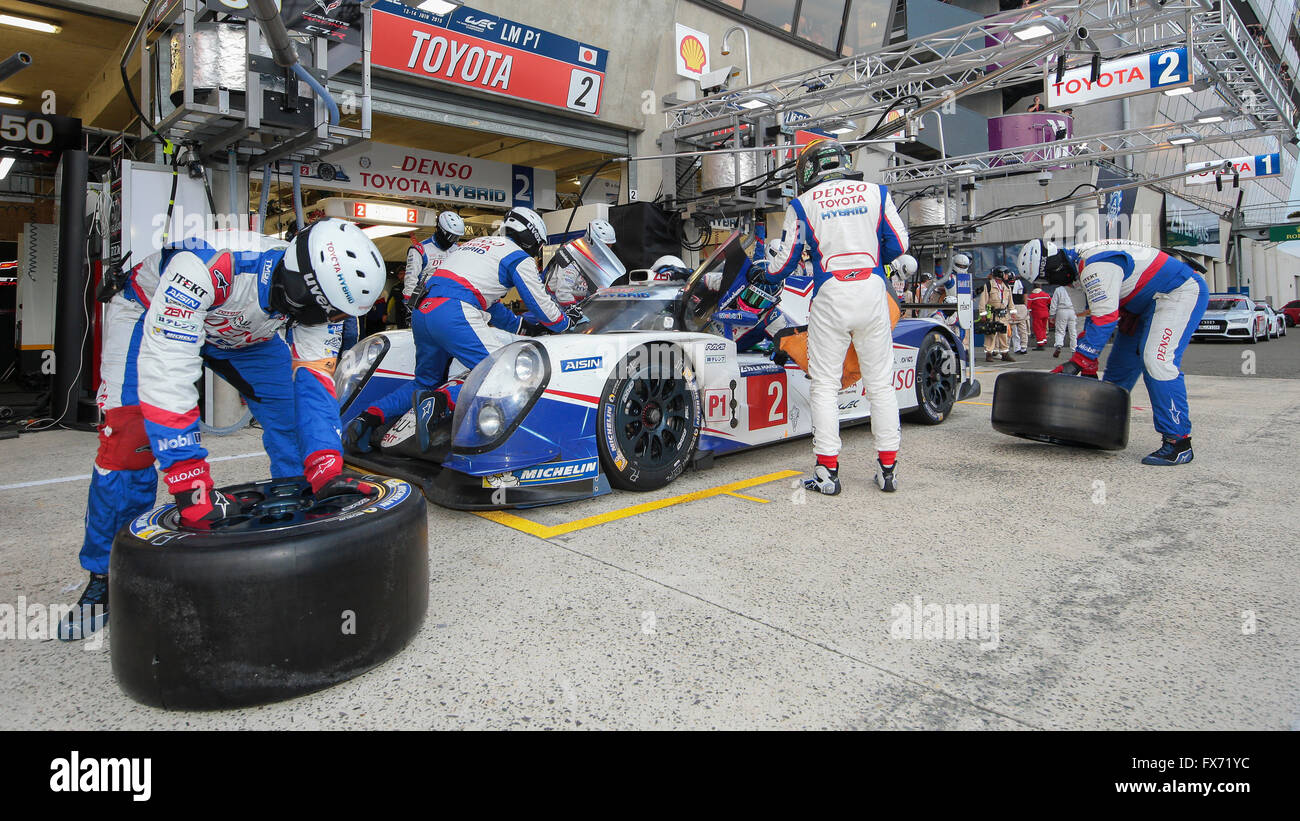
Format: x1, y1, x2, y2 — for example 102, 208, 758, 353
451, 341, 550, 453
334, 335, 390, 409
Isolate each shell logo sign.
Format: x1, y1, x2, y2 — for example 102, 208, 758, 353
675, 23, 711, 79
680, 36, 706, 73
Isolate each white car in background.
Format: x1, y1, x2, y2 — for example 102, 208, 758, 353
1193, 294, 1268, 343
1255, 302, 1286, 339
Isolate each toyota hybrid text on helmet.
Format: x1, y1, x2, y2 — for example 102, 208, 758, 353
501, 207, 548, 260
795, 138, 853, 192
1017, 238, 1077, 286
276, 218, 385, 322
586, 219, 616, 246
434, 211, 465, 250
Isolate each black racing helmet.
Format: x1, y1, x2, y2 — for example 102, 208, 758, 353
795, 138, 853, 192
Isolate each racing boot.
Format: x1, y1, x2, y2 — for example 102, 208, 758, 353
874, 458, 899, 493
57, 572, 109, 641
1052, 346, 1062, 358
414, 389, 452, 456
803, 464, 841, 496
1141, 435, 1193, 466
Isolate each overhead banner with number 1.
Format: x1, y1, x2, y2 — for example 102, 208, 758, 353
369, 0, 607, 117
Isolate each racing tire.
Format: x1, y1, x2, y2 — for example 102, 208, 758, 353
907, 330, 959, 425
596, 343, 702, 491
991, 370, 1129, 451
109, 474, 427, 710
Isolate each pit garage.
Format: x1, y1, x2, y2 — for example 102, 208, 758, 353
0, 0, 1298, 744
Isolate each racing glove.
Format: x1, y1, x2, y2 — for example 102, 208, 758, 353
343, 409, 384, 454
1051, 352, 1098, 378
313, 474, 379, 502
562, 305, 589, 333
304, 449, 345, 494
166, 459, 235, 529
1117, 309, 1139, 336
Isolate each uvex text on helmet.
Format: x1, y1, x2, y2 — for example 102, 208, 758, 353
503, 207, 547, 257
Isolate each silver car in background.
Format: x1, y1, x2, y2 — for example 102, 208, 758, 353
1193, 294, 1268, 343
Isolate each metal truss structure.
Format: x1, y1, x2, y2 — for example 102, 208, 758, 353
657, 0, 1296, 218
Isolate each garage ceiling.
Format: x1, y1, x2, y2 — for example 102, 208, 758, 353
0, 0, 136, 130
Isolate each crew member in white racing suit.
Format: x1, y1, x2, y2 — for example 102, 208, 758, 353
548, 219, 616, 305
1049, 282, 1077, 356
401, 211, 465, 314
347, 207, 574, 450
1019, 238, 1208, 465
760, 138, 908, 495
61, 220, 385, 640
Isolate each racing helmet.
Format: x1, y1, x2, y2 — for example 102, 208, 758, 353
795, 138, 853, 192
650, 254, 693, 280
585, 219, 616, 246
990, 264, 1016, 283
951, 252, 972, 272
502, 207, 548, 259
892, 254, 918, 278
434, 211, 465, 250
1018, 238, 1077, 286
277, 218, 384, 321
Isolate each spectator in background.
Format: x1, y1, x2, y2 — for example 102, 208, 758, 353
1027, 95, 1045, 113
1025, 279, 1052, 350
1009, 271, 1031, 354
1049, 282, 1078, 358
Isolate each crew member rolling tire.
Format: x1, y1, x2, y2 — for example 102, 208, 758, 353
110, 474, 427, 709
991, 371, 1130, 450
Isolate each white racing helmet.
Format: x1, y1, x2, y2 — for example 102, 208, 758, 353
892, 253, 918, 278
501, 207, 548, 259
280, 218, 385, 319
951, 252, 972, 271
1017, 238, 1058, 282
434, 211, 465, 250
585, 219, 616, 246
650, 254, 692, 280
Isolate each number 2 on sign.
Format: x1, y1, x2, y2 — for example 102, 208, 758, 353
567, 70, 602, 114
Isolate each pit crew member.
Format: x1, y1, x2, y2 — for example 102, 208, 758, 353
759, 137, 908, 495
402, 211, 466, 312
1018, 238, 1208, 465
348, 207, 573, 451
62, 219, 385, 640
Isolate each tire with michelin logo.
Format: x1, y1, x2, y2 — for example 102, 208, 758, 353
109, 474, 427, 710
991, 371, 1129, 450
597, 343, 702, 491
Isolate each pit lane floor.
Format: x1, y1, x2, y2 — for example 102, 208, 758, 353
1, 337, 1297, 729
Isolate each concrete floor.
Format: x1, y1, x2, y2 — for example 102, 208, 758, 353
1, 336, 1297, 729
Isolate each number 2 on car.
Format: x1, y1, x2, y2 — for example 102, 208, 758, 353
746, 372, 786, 430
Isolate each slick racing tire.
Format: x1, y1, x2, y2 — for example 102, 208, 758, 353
907, 330, 958, 425
991, 370, 1129, 451
110, 475, 427, 710
597, 343, 702, 491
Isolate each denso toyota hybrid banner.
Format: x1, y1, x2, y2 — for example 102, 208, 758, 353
290, 141, 557, 211
369, 0, 608, 116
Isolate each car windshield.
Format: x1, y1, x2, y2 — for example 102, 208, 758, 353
578, 287, 681, 333
1208, 299, 1247, 311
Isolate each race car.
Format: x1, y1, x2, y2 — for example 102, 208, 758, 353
336, 232, 981, 509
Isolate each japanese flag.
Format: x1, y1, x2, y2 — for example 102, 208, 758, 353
578, 45, 598, 65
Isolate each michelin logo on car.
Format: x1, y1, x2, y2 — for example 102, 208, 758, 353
561, 357, 603, 372
482, 458, 599, 487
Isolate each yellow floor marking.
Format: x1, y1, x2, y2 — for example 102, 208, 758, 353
474, 469, 801, 538
725, 491, 770, 503
958, 400, 993, 406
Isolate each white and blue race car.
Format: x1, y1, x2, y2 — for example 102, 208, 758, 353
336, 232, 980, 509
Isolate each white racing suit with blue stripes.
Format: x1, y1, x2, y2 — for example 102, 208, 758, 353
1074, 240, 1208, 439
368, 235, 570, 424
83, 231, 343, 574
762, 178, 909, 461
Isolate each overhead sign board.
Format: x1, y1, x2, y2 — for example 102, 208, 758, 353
1046, 47, 1191, 108
299, 141, 557, 211
1164, 192, 1222, 259
1185, 153, 1282, 185
1268, 224, 1300, 242
0, 109, 82, 164
370, 0, 607, 116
